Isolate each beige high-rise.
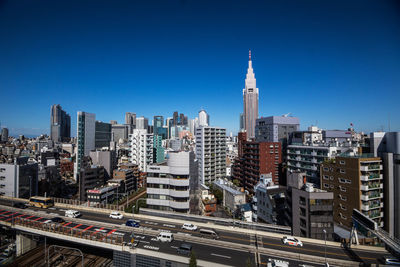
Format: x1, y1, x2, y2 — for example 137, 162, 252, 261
243, 50, 259, 140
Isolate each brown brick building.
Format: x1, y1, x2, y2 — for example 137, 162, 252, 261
320, 155, 384, 229
232, 133, 282, 195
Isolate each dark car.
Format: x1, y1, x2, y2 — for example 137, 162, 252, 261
13, 202, 27, 209
125, 219, 140, 228
177, 243, 192, 256
51, 217, 65, 224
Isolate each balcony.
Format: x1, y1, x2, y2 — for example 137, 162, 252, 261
361, 204, 369, 211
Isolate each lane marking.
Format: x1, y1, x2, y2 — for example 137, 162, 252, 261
80, 225, 94, 233
63, 222, 72, 227
211, 253, 231, 259
33, 217, 43, 221
91, 227, 105, 236
72, 224, 83, 229
106, 229, 117, 237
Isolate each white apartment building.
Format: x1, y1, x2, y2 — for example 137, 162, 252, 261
287, 137, 359, 185
195, 126, 226, 185
128, 129, 153, 172
146, 151, 195, 213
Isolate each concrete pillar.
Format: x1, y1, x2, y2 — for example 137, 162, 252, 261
16, 232, 37, 256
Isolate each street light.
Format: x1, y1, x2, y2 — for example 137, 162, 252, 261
323, 229, 328, 267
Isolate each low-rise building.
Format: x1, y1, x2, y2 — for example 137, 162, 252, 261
254, 174, 288, 225
213, 179, 245, 213
87, 185, 116, 205
287, 171, 334, 240
78, 165, 105, 201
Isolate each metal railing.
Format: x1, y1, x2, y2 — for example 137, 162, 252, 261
12, 216, 124, 246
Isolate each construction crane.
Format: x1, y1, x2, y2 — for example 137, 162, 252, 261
282, 112, 291, 117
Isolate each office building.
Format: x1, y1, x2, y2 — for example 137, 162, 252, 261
78, 165, 105, 201
125, 112, 136, 127
136, 116, 148, 130
50, 104, 71, 142
74, 111, 96, 180
111, 124, 129, 143
0, 157, 38, 199
153, 116, 164, 136
146, 151, 196, 213
89, 149, 117, 180
320, 155, 384, 230
255, 116, 300, 144
195, 126, 226, 185
153, 135, 165, 163
370, 132, 400, 238
1, 128, 9, 142
288, 171, 334, 240
198, 109, 209, 127
242, 50, 259, 140
128, 129, 153, 172
87, 185, 116, 205
95, 121, 112, 149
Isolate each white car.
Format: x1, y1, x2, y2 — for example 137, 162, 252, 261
109, 212, 124, 220
282, 236, 303, 247
182, 223, 198, 231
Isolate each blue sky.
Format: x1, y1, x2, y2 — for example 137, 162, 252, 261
0, 0, 399, 137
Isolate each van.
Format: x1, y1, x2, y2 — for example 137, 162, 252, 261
199, 229, 219, 239
177, 243, 192, 256
156, 232, 174, 243
65, 210, 81, 218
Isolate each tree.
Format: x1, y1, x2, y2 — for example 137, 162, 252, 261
189, 251, 197, 267
233, 179, 240, 187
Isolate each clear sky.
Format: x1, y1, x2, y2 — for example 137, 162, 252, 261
1, 0, 399, 137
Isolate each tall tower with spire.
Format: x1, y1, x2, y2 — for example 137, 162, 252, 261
243, 50, 259, 139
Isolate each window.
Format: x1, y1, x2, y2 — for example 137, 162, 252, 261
339, 160, 346, 165
339, 178, 346, 184
340, 204, 347, 211
323, 167, 329, 172
340, 169, 346, 174
339, 194, 347, 201
323, 183, 329, 188
323, 175, 329, 180
339, 186, 347, 192
339, 213, 347, 220
329, 184, 334, 189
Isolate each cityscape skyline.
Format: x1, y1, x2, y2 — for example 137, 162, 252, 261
1, 0, 400, 137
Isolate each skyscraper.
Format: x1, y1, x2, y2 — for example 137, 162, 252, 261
50, 104, 71, 142
243, 50, 259, 140
125, 112, 136, 126
74, 111, 96, 180
198, 109, 209, 127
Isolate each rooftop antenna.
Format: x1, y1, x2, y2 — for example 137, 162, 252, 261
388, 113, 391, 132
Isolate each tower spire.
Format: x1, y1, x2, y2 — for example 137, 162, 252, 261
249, 49, 251, 61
